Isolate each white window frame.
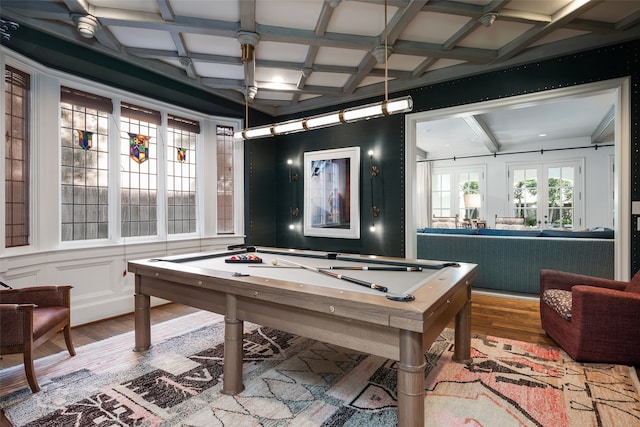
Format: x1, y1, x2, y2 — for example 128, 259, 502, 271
1, 54, 40, 256
0, 47, 244, 256
506, 159, 584, 228
431, 165, 486, 223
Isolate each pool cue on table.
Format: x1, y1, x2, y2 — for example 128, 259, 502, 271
272, 258, 415, 302
328, 266, 422, 272
249, 264, 422, 271
248, 265, 299, 268
271, 258, 416, 302
273, 258, 388, 293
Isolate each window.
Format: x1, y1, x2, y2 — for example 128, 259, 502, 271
120, 103, 160, 238
511, 166, 539, 224
4, 65, 30, 248
431, 173, 452, 217
432, 166, 485, 220
4, 57, 243, 254
546, 164, 576, 228
60, 87, 113, 241
167, 115, 200, 234
216, 125, 234, 234
507, 160, 582, 228
457, 170, 481, 220
59, 94, 212, 242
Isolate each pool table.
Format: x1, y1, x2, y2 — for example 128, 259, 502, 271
128, 246, 477, 427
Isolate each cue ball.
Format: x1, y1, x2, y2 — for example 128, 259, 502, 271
271, 259, 278, 266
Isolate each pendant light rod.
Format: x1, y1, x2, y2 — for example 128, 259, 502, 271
244, 60, 249, 135
234, 0, 412, 141
384, 0, 388, 103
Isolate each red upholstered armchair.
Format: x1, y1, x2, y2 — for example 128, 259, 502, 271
540, 269, 640, 366
0, 285, 76, 392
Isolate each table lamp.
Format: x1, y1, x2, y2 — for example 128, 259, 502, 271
464, 193, 481, 219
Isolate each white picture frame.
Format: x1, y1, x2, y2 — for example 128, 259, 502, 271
304, 147, 360, 239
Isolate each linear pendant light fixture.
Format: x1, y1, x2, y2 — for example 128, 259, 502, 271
234, 96, 413, 140
233, 0, 412, 141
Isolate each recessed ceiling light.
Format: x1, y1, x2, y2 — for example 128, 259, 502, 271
272, 76, 284, 84
538, 133, 547, 137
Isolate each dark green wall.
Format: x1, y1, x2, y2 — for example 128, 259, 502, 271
245, 138, 277, 245
260, 113, 408, 257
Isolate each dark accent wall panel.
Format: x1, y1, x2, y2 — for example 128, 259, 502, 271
409, 43, 633, 114
245, 139, 277, 247
268, 113, 406, 257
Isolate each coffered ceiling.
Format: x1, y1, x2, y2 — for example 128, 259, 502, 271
2, 0, 640, 118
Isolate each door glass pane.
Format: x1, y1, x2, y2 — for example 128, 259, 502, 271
512, 168, 537, 226
432, 173, 451, 216
459, 171, 480, 219
548, 165, 574, 228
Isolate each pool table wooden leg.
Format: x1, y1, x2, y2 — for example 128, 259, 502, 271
133, 291, 151, 352
221, 294, 245, 395
397, 329, 426, 427
453, 287, 472, 364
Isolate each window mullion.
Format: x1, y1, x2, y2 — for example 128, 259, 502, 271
157, 114, 167, 239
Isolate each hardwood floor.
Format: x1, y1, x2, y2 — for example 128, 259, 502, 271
0, 293, 556, 372
470, 293, 555, 346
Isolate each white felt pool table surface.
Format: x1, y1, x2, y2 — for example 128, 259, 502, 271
177, 248, 446, 298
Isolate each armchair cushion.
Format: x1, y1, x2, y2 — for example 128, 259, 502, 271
540, 269, 640, 365
542, 289, 572, 320
32, 307, 71, 340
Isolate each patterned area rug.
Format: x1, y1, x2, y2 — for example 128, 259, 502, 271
1, 312, 639, 426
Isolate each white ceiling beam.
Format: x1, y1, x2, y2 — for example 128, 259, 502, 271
591, 106, 615, 143
442, 0, 509, 51
239, 0, 256, 33
155, 0, 175, 22
62, 0, 90, 15
496, 0, 604, 62
462, 115, 500, 153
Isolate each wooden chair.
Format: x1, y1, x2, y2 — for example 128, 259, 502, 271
494, 214, 527, 229
0, 285, 75, 392
432, 214, 459, 229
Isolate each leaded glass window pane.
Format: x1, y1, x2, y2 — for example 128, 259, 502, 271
60, 90, 110, 241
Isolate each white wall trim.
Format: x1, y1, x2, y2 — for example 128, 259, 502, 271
1, 236, 244, 325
